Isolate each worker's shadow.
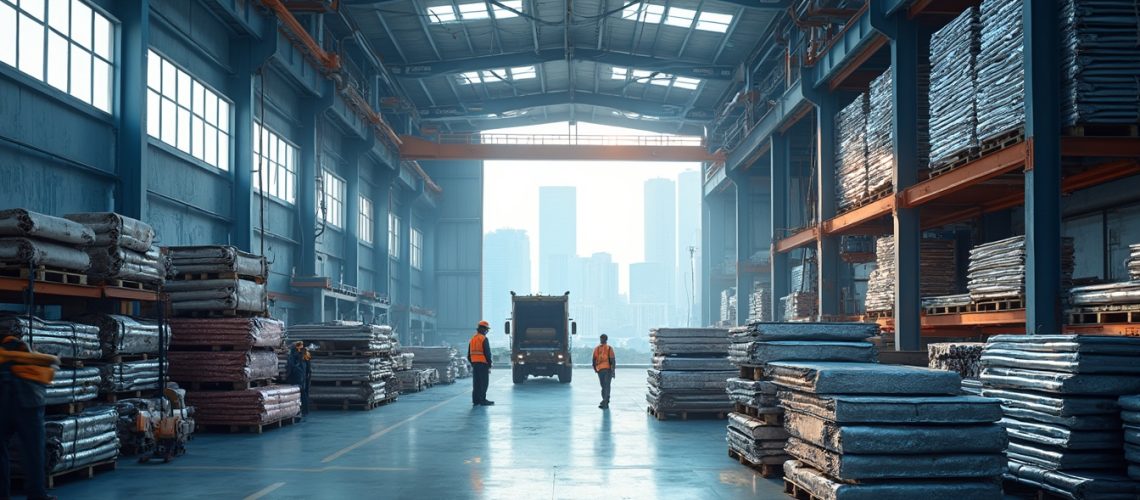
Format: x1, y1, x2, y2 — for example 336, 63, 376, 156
593, 409, 614, 466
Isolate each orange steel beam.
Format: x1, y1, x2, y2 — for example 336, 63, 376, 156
1061, 136, 1140, 158
398, 136, 722, 162
923, 309, 1026, 328
259, 0, 340, 72
901, 141, 1027, 208
774, 226, 820, 253
828, 36, 889, 92
0, 278, 101, 299
1065, 324, 1140, 337
823, 195, 895, 235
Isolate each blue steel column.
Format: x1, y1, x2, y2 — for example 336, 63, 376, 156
770, 134, 789, 321
375, 170, 393, 302
113, 0, 149, 219
891, 19, 921, 350
701, 189, 713, 325
1023, 0, 1062, 334
229, 45, 255, 251
297, 103, 319, 278
398, 187, 414, 339
731, 172, 753, 326
343, 141, 370, 287
815, 95, 840, 318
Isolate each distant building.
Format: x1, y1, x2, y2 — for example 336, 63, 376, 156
642, 178, 676, 322
629, 261, 670, 305
482, 229, 531, 323
539, 186, 576, 295
676, 170, 701, 326
582, 252, 619, 305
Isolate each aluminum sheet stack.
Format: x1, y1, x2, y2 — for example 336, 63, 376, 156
747, 282, 771, 323
65, 213, 164, 286
720, 287, 737, 325
164, 246, 269, 315
100, 359, 165, 392
287, 322, 398, 407
967, 236, 1075, 302
928, 7, 980, 168
166, 245, 268, 277
1130, 244, 1140, 281
46, 367, 101, 406
975, 0, 1024, 143
400, 346, 460, 384
75, 314, 168, 358
864, 237, 896, 314
10, 406, 120, 477
647, 328, 733, 416
921, 293, 972, 310
0, 315, 102, 360
865, 237, 959, 314
781, 292, 817, 321
981, 334, 1140, 497
865, 70, 893, 195
0, 208, 94, 272
1061, 0, 1140, 125
186, 385, 301, 427
835, 93, 869, 210
167, 350, 278, 383
1070, 282, 1140, 308
773, 362, 1005, 499
1123, 395, 1140, 480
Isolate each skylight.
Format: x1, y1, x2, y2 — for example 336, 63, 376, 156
610, 66, 701, 91
457, 66, 536, 84
510, 66, 536, 80
620, 3, 733, 33
428, 1, 523, 23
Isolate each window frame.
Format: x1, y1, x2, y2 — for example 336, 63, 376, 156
388, 213, 402, 260
252, 122, 298, 205
359, 194, 374, 245
320, 169, 346, 229
411, 228, 424, 270
147, 49, 232, 171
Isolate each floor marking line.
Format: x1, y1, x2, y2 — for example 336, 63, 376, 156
321, 392, 465, 463
136, 465, 415, 473
243, 481, 285, 500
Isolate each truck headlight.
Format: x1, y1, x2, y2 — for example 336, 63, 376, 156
516, 354, 525, 360
556, 354, 564, 360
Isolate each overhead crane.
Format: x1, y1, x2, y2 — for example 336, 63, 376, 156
399, 133, 724, 163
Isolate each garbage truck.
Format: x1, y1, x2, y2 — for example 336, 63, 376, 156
505, 292, 576, 384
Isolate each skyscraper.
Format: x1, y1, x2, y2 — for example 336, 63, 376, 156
676, 170, 701, 326
642, 178, 676, 323
482, 229, 531, 323
582, 252, 619, 305
539, 186, 576, 295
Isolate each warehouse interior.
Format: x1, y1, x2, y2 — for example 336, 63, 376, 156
2, 0, 1140, 498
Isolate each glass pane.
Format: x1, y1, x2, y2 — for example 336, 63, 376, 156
160, 98, 176, 145
204, 126, 217, 167
47, 0, 67, 35
23, 0, 44, 21
19, 14, 45, 79
146, 50, 160, 90
92, 57, 110, 112
70, 0, 90, 49
191, 80, 204, 116
205, 93, 217, 127
146, 90, 160, 137
161, 58, 175, 97
46, 31, 68, 90
217, 131, 229, 170
92, 13, 109, 59
69, 44, 91, 102
0, 4, 16, 67
177, 70, 191, 108
176, 106, 190, 152
216, 99, 229, 132
286, 170, 294, 203
192, 115, 204, 160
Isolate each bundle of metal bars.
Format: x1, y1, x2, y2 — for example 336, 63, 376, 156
967, 235, 1075, 301
0, 315, 102, 360
835, 93, 869, 209
99, 359, 165, 392
719, 287, 737, 325
981, 335, 1140, 496
168, 317, 285, 349
747, 283, 771, 323
167, 349, 278, 382
928, 6, 980, 167
186, 385, 301, 426
773, 361, 1005, 498
65, 212, 164, 284
0, 209, 94, 272
976, 0, 1025, 142
865, 237, 959, 313
920, 293, 972, 309
1061, 0, 1140, 125
166, 278, 267, 314
46, 367, 102, 405
74, 314, 168, 357
646, 328, 733, 413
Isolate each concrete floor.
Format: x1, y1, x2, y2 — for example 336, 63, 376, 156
54, 367, 785, 499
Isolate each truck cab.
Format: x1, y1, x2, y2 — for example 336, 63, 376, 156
504, 292, 576, 384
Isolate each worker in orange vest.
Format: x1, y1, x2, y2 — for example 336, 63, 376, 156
1, 335, 59, 500
593, 334, 616, 409
468, 320, 494, 406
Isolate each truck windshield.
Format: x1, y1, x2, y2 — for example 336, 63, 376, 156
515, 302, 565, 348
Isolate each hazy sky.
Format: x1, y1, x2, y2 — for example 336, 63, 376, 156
482, 122, 700, 294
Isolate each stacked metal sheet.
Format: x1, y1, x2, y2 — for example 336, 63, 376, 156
166, 245, 268, 277
43, 407, 119, 473
186, 385, 301, 426
1061, 0, 1140, 125
1070, 282, 1140, 307
928, 7, 980, 167
865, 237, 959, 314
164, 245, 269, 316
976, 0, 1024, 143
166, 278, 267, 314
967, 235, 1075, 302
835, 93, 869, 209
928, 342, 985, 378
1122, 395, 1140, 480
100, 359, 164, 392
781, 292, 817, 321
865, 70, 893, 195
864, 237, 896, 313
288, 322, 397, 406
921, 293, 972, 309
167, 350, 278, 383
646, 328, 733, 414
0, 315, 101, 360
400, 346, 460, 384
46, 367, 102, 405
981, 334, 1140, 496
747, 283, 771, 323
65, 212, 164, 285
286, 321, 394, 351
1130, 244, 1140, 281
168, 317, 284, 350
75, 314, 168, 357
0, 208, 94, 272
773, 361, 1005, 498
720, 287, 737, 325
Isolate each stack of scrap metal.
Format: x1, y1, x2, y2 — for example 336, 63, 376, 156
46, 367, 102, 405
981, 335, 1140, 497
75, 314, 168, 358
865, 70, 893, 194
65, 212, 164, 285
168, 317, 284, 350
747, 283, 771, 323
774, 362, 1005, 499
975, 0, 1023, 143
0, 208, 94, 272
835, 93, 869, 209
720, 287, 737, 325
928, 7, 980, 167
647, 328, 733, 417
0, 315, 102, 360
186, 385, 301, 427
781, 292, 817, 321
164, 246, 268, 315
928, 342, 985, 378
286, 322, 397, 407
456, 357, 472, 379
968, 236, 1075, 302
1061, 0, 1140, 125
865, 237, 959, 314
1123, 396, 1140, 480
402, 346, 459, 384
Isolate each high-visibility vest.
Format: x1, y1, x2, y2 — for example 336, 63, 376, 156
593, 344, 614, 371
469, 333, 488, 363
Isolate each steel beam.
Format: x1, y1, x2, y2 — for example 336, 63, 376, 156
701, 191, 713, 325
774, 227, 819, 253
725, 80, 810, 174
822, 196, 894, 235
388, 48, 737, 81
733, 173, 753, 325
417, 91, 686, 118
891, 19, 921, 351
399, 136, 720, 162
114, 0, 149, 219
770, 133, 790, 320
815, 94, 840, 317
900, 143, 1027, 208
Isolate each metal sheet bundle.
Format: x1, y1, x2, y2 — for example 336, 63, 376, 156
1130, 244, 1140, 281
928, 342, 985, 379
981, 334, 1140, 497
652, 356, 733, 371
928, 6, 980, 166
774, 361, 1004, 497
1060, 0, 1140, 125
920, 293, 972, 309
166, 245, 268, 279
727, 412, 790, 467
186, 385, 301, 426
1070, 281, 1140, 306
649, 327, 731, 355
393, 368, 433, 393
747, 283, 771, 323
287, 321, 395, 351
167, 349, 279, 382
975, 0, 1024, 142
310, 380, 390, 404
99, 359, 165, 392
309, 356, 392, 382
166, 278, 267, 314
865, 70, 893, 195
720, 287, 737, 325
967, 235, 1075, 301
43, 407, 119, 473
726, 377, 778, 409
835, 93, 869, 209
393, 352, 415, 371
288, 322, 399, 405
865, 237, 958, 314
46, 367, 102, 405
168, 317, 284, 349
0, 315, 101, 359
398, 346, 460, 384
63, 213, 154, 252
646, 327, 731, 414
0, 209, 95, 246
1121, 395, 1140, 480
781, 292, 817, 321
75, 314, 168, 357
0, 237, 91, 272
65, 212, 164, 284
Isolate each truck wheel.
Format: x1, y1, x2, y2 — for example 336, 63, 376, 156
513, 366, 526, 384
558, 367, 572, 384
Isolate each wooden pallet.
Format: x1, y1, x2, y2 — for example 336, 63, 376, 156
783, 477, 823, 500
923, 303, 974, 315
312, 395, 398, 411
197, 415, 300, 434
12, 459, 117, 490
979, 126, 1025, 156
647, 406, 728, 421
0, 265, 87, 285
183, 379, 274, 391
732, 404, 783, 424
728, 449, 781, 478
1068, 308, 1140, 325
738, 365, 767, 381
177, 271, 265, 284
1065, 124, 1139, 138
96, 278, 159, 291
865, 309, 894, 319
174, 309, 267, 319
837, 186, 893, 215
102, 390, 147, 403
973, 296, 1024, 312
929, 147, 980, 177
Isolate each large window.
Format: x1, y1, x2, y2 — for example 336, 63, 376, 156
388, 213, 401, 259
359, 195, 374, 244
147, 50, 231, 170
0, 0, 115, 112
411, 228, 423, 270
621, 3, 733, 33
427, 1, 520, 23
611, 66, 700, 91
253, 123, 297, 204
320, 169, 345, 228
